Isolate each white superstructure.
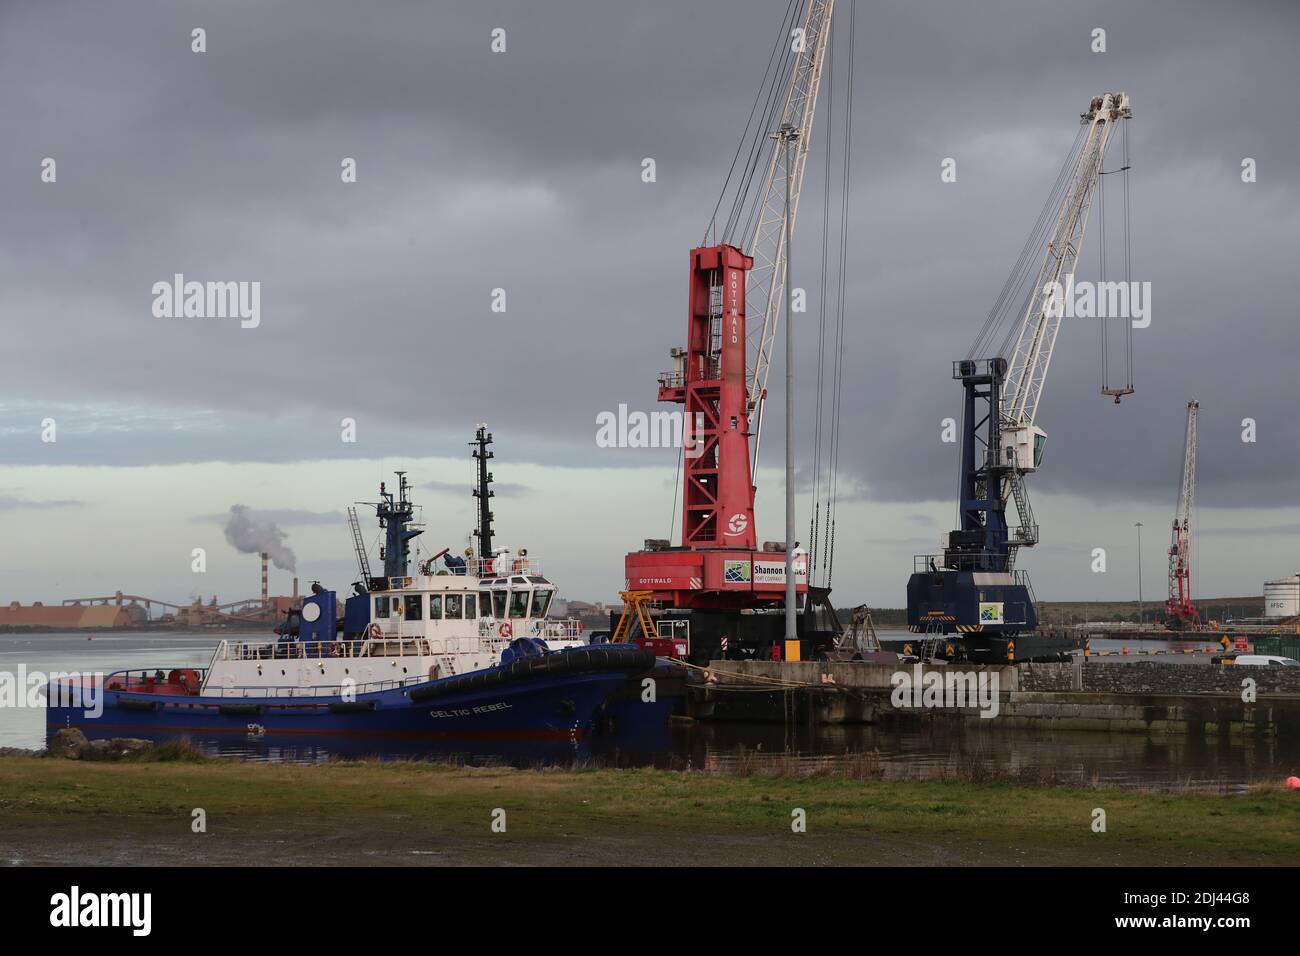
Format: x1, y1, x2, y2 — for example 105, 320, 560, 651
201, 560, 585, 697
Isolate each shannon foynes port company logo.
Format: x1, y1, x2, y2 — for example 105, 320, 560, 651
595, 404, 705, 458
890, 664, 1000, 719
50, 886, 151, 936
152, 273, 261, 329
0, 665, 103, 718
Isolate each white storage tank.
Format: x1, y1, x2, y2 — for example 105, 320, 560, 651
1263, 574, 1300, 618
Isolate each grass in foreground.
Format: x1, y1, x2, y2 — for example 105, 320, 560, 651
0, 751, 1296, 866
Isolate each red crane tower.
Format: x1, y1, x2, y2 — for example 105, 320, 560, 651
618, 1, 843, 661
625, 245, 805, 610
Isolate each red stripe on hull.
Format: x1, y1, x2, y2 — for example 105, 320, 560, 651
57, 722, 586, 741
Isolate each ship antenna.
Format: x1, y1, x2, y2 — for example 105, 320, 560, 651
471, 424, 495, 560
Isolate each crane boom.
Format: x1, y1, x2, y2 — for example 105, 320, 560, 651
1000, 92, 1131, 473
1165, 400, 1200, 629
745, 0, 834, 473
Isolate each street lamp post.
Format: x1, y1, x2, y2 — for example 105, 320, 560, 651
1135, 521, 1144, 626
779, 122, 799, 646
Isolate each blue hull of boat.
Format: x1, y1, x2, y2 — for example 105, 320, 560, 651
47, 648, 656, 745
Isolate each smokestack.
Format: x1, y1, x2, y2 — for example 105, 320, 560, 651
293, 577, 299, 599
261, 552, 269, 607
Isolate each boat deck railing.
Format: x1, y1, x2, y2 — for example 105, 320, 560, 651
426, 557, 543, 577
199, 673, 436, 700
366, 619, 582, 643
215, 638, 433, 661
470, 556, 542, 577
91, 664, 452, 700
97, 668, 210, 694
538, 619, 583, 640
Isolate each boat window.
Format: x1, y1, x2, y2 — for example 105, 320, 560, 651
511, 576, 527, 585
374, 596, 390, 619
492, 590, 508, 619
465, 594, 477, 619
530, 589, 552, 618
509, 590, 530, 619
428, 594, 442, 620
479, 590, 491, 615
445, 593, 463, 619
403, 594, 423, 620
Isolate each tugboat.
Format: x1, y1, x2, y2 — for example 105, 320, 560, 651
47, 430, 654, 748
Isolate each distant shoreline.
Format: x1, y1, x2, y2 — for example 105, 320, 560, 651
0, 624, 271, 635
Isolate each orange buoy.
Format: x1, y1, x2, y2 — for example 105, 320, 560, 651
1286, 776, 1300, 790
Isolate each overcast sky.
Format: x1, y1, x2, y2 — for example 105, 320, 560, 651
1, 0, 1297, 609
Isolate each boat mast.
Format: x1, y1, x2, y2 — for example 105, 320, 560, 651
375, 472, 421, 578
472, 424, 495, 561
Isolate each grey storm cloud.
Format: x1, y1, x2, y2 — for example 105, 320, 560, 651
1, 0, 1297, 515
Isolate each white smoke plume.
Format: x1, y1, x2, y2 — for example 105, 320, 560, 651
223, 504, 297, 572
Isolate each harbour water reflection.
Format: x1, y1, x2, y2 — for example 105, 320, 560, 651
6, 632, 1296, 792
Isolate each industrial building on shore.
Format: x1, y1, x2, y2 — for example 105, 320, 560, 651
1, 553, 300, 630
0, 601, 138, 629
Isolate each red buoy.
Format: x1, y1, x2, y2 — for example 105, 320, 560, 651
1286, 776, 1300, 790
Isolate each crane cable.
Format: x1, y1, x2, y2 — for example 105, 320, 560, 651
967, 125, 1088, 361
682, 0, 800, 537
1122, 118, 1134, 391
822, 0, 855, 588
733, 0, 806, 246
808, 0, 837, 581
703, 0, 800, 245
705, 0, 803, 247
1100, 116, 1134, 396
1100, 147, 1108, 391
993, 127, 1092, 362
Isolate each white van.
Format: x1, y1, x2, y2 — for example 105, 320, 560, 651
1227, 654, 1299, 667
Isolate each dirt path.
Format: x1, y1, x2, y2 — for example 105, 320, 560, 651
0, 811, 1225, 867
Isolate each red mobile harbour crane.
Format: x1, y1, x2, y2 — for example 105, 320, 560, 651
615, 1, 850, 664
1164, 400, 1200, 629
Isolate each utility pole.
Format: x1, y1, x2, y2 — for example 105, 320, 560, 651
1135, 521, 1144, 625
780, 122, 800, 645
